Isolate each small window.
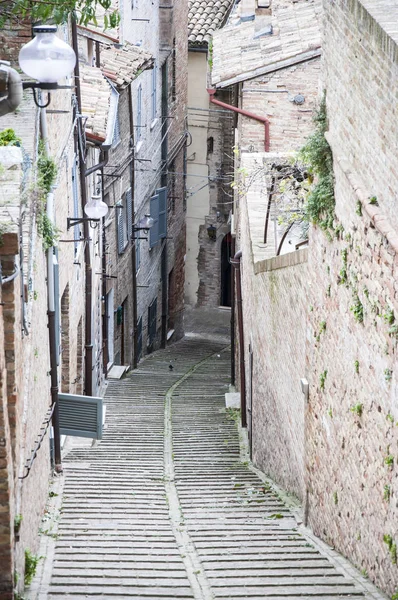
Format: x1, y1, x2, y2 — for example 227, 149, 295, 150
117, 189, 132, 254
151, 63, 157, 121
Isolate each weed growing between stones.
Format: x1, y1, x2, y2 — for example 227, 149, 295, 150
383, 485, 391, 502
24, 549, 41, 586
356, 201, 362, 216
338, 248, 348, 285
384, 368, 392, 383
320, 370, 327, 391
354, 360, 359, 374
350, 403, 363, 417
350, 293, 364, 323
383, 534, 397, 564
333, 491, 338, 505
368, 196, 379, 206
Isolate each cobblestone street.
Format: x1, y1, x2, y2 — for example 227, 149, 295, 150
30, 334, 387, 600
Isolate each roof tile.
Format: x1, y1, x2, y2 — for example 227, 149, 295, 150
188, 0, 234, 45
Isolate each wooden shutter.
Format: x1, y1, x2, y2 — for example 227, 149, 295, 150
126, 188, 133, 241
58, 393, 104, 439
149, 193, 159, 248
117, 205, 125, 254
156, 187, 167, 239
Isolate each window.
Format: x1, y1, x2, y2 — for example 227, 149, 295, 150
116, 188, 132, 254
149, 187, 167, 248
136, 84, 142, 142
151, 62, 157, 121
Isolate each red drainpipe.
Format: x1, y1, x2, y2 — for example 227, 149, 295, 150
207, 88, 270, 152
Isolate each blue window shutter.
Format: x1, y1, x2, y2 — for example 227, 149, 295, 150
117, 205, 124, 254
156, 187, 167, 239
149, 194, 159, 248
126, 188, 133, 240
58, 393, 104, 439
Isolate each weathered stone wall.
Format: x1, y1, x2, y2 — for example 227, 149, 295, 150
303, 2, 398, 595
238, 151, 309, 501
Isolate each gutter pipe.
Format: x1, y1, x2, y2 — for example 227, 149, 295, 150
72, 19, 94, 396
230, 250, 247, 427
40, 104, 62, 472
207, 88, 270, 152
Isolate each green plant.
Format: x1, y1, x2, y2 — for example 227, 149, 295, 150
388, 324, 398, 338
207, 38, 213, 70
328, 407, 333, 418
298, 94, 335, 230
355, 200, 362, 216
350, 293, 364, 323
387, 413, 394, 423
369, 196, 379, 206
37, 144, 57, 194
0, 128, 21, 147
24, 549, 40, 586
384, 453, 394, 469
383, 485, 391, 501
383, 534, 397, 564
326, 284, 331, 297
37, 212, 59, 251
333, 491, 338, 505
319, 320, 327, 335
338, 248, 348, 285
14, 514, 22, 533
350, 403, 363, 417
354, 360, 359, 374
267, 513, 284, 519
384, 368, 393, 383
391, 591, 398, 600
320, 370, 327, 391
0, 0, 120, 28
383, 309, 395, 325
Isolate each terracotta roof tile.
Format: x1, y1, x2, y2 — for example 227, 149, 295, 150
188, 0, 234, 45
100, 42, 153, 89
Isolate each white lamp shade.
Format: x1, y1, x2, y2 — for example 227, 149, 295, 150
84, 195, 109, 219
19, 26, 76, 83
138, 215, 154, 229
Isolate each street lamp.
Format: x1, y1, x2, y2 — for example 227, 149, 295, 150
132, 215, 154, 233
0, 25, 76, 115
67, 195, 108, 229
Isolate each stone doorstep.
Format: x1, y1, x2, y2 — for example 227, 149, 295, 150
225, 391, 241, 408
107, 365, 129, 379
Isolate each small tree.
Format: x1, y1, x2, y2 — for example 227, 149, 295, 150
0, 0, 120, 29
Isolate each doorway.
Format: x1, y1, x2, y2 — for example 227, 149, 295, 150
220, 233, 232, 307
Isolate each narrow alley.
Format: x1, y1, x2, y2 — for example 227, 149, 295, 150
30, 335, 385, 600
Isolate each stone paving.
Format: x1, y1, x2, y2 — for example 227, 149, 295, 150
29, 335, 387, 600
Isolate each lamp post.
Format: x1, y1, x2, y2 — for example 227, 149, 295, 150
0, 25, 76, 115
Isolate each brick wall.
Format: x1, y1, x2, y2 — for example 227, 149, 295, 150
304, 2, 398, 592
240, 59, 320, 153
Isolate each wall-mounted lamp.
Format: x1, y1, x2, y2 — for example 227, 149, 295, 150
0, 25, 76, 114
132, 214, 154, 233
67, 194, 108, 230
207, 224, 217, 241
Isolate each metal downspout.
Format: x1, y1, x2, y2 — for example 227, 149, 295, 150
128, 84, 139, 369
72, 19, 93, 396
230, 250, 247, 427
40, 106, 62, 471
207, 88, 270, 152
